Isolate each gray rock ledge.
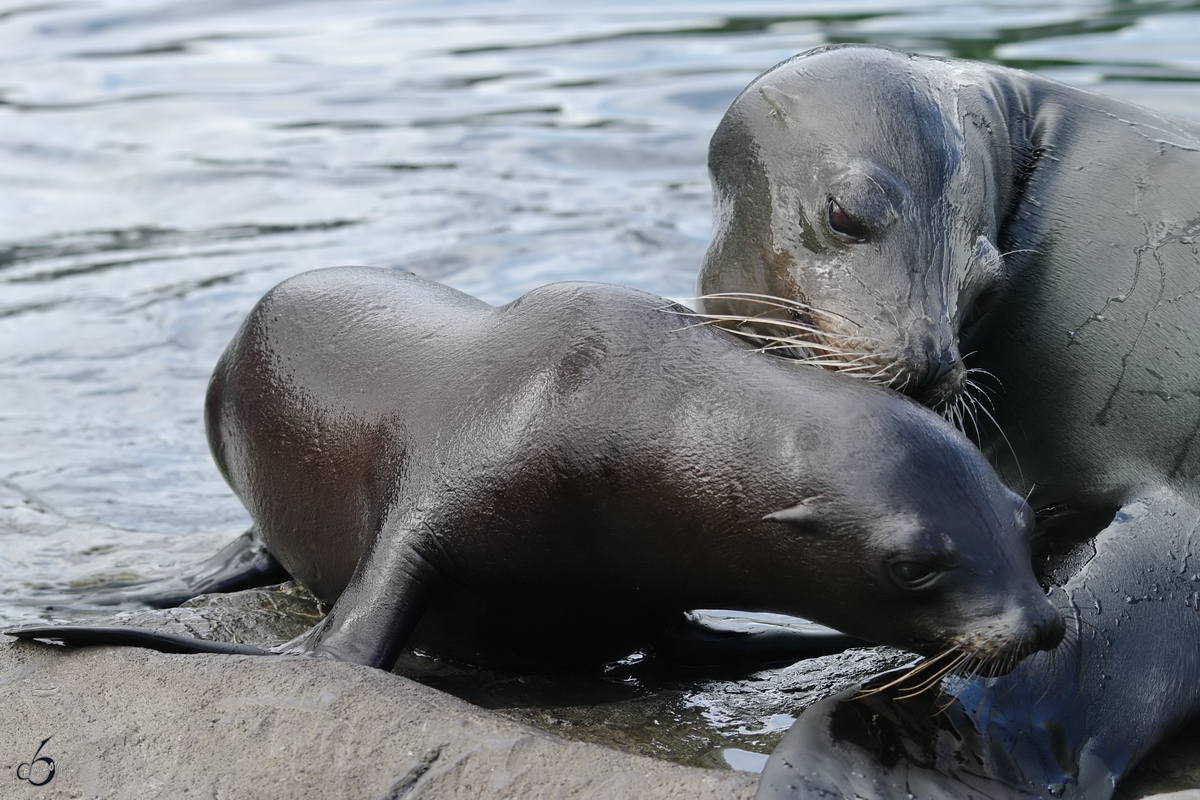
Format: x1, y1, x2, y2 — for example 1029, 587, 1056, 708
0, 638, 756, 799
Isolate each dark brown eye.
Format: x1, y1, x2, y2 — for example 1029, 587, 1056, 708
826, 198, 868, 243
889, 560, 938, 590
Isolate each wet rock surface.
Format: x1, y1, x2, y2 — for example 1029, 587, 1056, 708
19, 584, 913, 770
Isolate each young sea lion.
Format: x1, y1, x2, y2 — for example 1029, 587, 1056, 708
7, 267, 1059, 678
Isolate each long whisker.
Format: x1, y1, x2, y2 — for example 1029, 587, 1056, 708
965, 372, 1000, 405
667, 309, 828, 335
741, 334, 868, 356
687, 292, 861, 327
666, 301, 884, 353
673, 315, 874, 353
854, 647, 963, 699
972, 400, 1025, 485
686, 291, 830, 314
999, 248, 1040, 259
959, 386, 986, 441
780, 358, 875, 369
893, 652, 973, 700
665, 312, 873, 358
664, 321, 872, 363
964, 365, 1001, 386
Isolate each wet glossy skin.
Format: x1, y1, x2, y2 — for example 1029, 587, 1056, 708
201, 266, 1056, 670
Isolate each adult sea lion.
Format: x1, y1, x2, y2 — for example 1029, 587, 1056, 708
695, 44, 1200, 798
7, 267, 1060, 678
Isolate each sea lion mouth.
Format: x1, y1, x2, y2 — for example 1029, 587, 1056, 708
914, 362, 1009, 440
913, 360, 968, 411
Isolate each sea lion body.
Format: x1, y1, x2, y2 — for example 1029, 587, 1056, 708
696, 45, 1200, 798
202, 266, 1055, 670
11, 267, 1059, 676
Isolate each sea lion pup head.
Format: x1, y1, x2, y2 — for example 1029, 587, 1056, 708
758, 390, 1063, 675
697, 44, 1022, 414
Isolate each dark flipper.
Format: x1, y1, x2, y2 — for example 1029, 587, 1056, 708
653, 611, 869, 667
7, 509, 444, 670
20, 528, 290, 609
274, 506, 445, 669
4, 624, 268, 656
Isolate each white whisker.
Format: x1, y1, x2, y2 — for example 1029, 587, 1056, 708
688, 292, 858, 326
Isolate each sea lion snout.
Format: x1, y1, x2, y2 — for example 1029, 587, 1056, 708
898, 236, 1004, 402
942, 505, 1065, 672
957, 592, 1066, 676
924, 348, 958, 389
902, 336, 965, 405
1029, 602, 1067, 652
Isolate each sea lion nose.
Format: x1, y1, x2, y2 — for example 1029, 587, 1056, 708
1031, 603, 1066, 652
928, 351, 956, 386
912, 346, 957, 393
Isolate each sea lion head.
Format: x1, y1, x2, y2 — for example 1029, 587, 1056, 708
755, 387, 1063, 674
697, 45, 1023, 415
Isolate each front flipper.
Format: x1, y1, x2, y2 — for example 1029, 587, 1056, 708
272, 508, 445, 669
19, 528, 289, 609
757, 487, 1200, 799
653, 611, 869, 667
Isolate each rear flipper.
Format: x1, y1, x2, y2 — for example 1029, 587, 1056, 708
653, 611, 869, 667
4, 624, 269, 656
18, 528, 290, 609
7, 508, 445, 671
270, 507, 445, 669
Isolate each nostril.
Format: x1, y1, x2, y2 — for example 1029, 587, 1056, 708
1035, 609, 1066, 651
917, 348, 957, 391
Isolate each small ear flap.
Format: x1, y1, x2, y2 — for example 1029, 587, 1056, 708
762, 498, 821, 530
759, 85, 799, 122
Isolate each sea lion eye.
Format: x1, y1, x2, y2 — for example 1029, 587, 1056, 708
826, 198, 868, 243
889, 560, 938, 590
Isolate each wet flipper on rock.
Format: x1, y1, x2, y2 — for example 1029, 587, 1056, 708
5, 510, 448, 671
270, 507, 446, 669
5, 624, 269, 656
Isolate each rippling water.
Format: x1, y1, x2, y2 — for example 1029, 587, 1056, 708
2, 0, 1199, 624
